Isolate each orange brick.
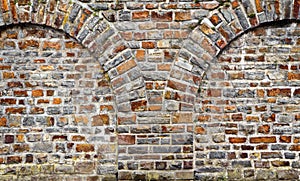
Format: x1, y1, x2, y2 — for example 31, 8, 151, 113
0, 117, 7, 126
229, 137, 247, 143
136, 50, 145, 61
32, 90, 43, 97
76, 144, 95, 152
288, 72, 300, 80
280, 136, 291, 143
18, 40, 39, 50
42, 41, 61, 50
290, 145, 300, 151
53, 98, 61, 104
116, 59, 136, 74
132, 11, 149, 20
250, 137, 276, 143
72, 135, 86, 141
131, 100, 147, 111
40, 65, 54, 71
175, 11, 191, 21
142, 41, 155, 49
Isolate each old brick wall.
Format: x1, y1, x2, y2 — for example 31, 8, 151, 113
0, 0, 299, 180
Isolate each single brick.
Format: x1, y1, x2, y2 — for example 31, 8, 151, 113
250, 136, 276, 143
229, 137, 247, 143
76, 144, 95, 152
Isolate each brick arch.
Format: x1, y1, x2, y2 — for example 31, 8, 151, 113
1, 0, 147, 120
194, 21, 300, 180
0, 24, 119, 179
165, 0, 300, 113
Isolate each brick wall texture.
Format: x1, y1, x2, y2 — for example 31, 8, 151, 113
0, 0, 299, 180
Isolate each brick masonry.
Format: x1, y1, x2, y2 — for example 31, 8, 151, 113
0, 0, 299, 180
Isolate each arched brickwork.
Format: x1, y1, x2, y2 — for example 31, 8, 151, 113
0, 24, 118, 180
0, 0, 299, 180
195, 22, 300, 180
0, 0, 147, 117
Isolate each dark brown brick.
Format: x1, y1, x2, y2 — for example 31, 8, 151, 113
131, 100, 147, 111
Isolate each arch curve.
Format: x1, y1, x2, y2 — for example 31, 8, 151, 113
165, 0, 300, 112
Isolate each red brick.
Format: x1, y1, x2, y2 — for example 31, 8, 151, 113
175, 11, 191, 21
167, 80, 187, 92
7, 82, 23, 88
7, 156, 22, 164
280, 136, 291, 143
33, 59, 46, 63
6, 107, 26, 114
229, 137, 247, 143
258, 125, 270, 134
232, 113, 243, 121
72, 135, 86, 141
195, 126, 206, 134
18, 40, 39, 50
250, 137, 276, 143
142, 41, 155, 49
0, 65, 11, 70
152, 12, 172, 23
76, 144, 95, 152
118, 135, 135, 145
293, 0, 300, 18
65, 41, 81, 48
0, 98, 16, 105
210, 14, 220, 25
289, 145, 300, 151
207, 89, 221, 97
131, 100, 147, 111
14, 90, 28, 97
42, 41, 61, 50
132, 11, 149, 20
267, 88, 291, 97
288, 72, 300, 80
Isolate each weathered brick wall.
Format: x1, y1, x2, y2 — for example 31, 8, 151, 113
0, 0, 299, 180
0, 25, 117, 180
197, 23, 300, 180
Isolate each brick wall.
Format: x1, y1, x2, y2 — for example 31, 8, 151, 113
196, 23, 300, 180
0, 0, 299, 180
